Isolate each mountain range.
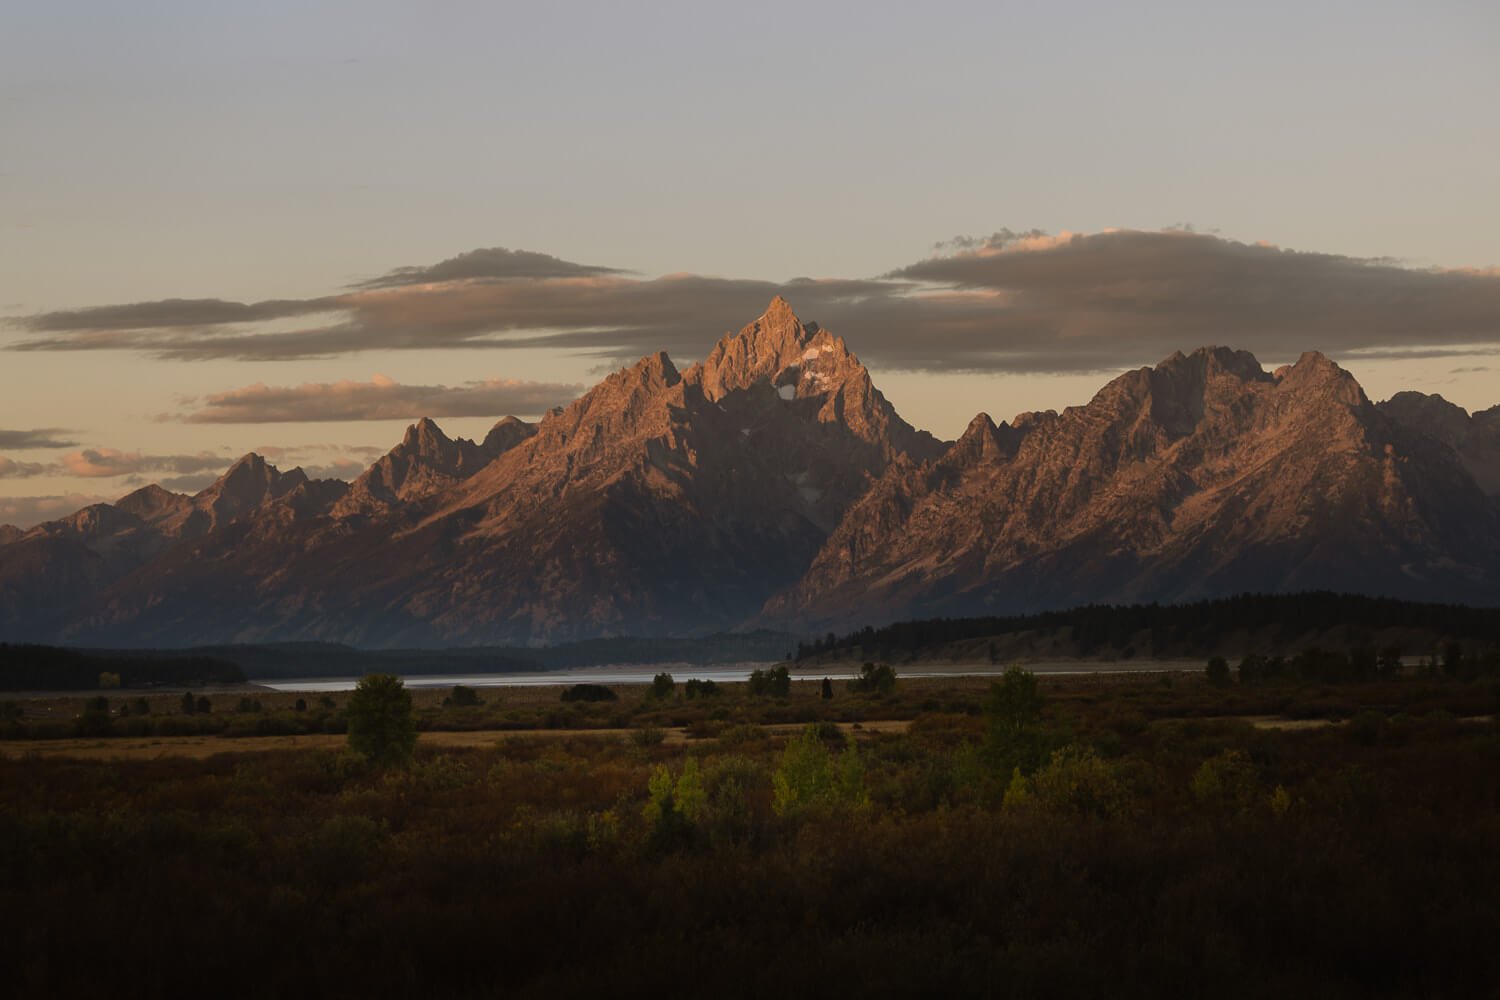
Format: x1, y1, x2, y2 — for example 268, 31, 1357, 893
3, 297, 1497, 647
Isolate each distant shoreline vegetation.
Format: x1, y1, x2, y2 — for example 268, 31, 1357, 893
0, 631, 797, 690
0, 644, 244, 691
797, 591, 1500, 663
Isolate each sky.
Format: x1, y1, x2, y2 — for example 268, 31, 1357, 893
3, 0, 1499, 526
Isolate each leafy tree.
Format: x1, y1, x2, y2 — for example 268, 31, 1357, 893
346, 673, 417, 767
1442, 641, 1464, 678
1378, 644, 1404, 679
684, 678, 719, 699
850, 662, 896, 694
821, 677, 833, 700
1205, 656, 1230, 687
650, 672, 676, 699
748, 666, 790, 697
772, 725, 865, 818
983, 667, 1045, 774
195, 696, 212, 714
180, 691, 196, 715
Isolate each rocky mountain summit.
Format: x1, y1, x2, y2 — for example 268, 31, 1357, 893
2, 300, 1498, 646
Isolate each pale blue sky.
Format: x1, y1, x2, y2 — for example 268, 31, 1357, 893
3, 1, 1499, 524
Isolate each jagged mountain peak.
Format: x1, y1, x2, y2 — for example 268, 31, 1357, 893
196, 454, 306, 517
114, 483, 193, 524
403, 416, 451, 450
691, 297, 821, 401
1379, 389, 1500, 495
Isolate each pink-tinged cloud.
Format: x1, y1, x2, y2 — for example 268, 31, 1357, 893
179, 375, 581, 423
12, 233, 1500, 375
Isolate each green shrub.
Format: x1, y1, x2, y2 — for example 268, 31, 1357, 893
1033, 744, 1129, 818
1190, 749, 1260, 811
444, 685, 483, 708
560, 684, 617, 703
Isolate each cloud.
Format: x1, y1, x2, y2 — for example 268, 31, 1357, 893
0, 457, 49, 478
353, 247, 625, 289
60, 448, 230, 479
18, 297, 337, 332
0, 493, 114, 530
0, 428, 78, 449
10, 233, 1500, 375
177, 375, 582, 423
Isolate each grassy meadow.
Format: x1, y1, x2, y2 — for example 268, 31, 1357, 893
3, 668, 1499, 997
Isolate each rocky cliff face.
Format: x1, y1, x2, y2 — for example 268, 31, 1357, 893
1378, 392, 1500, 496
334, 416, 533, 517
16, 299, 942, 646
3, 302, 1498, 648
762, 347, 1500, 631
0, 454, 334, 640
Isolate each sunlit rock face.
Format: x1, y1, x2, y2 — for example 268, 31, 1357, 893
3, 302, 1498, 648
762, 348, 1500, 632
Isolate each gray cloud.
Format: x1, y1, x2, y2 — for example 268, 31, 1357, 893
18, 297, 337, 332
0, 456, 50, 478
178, 374, 582, 423
10, 232, 1500, 376
353, 247, 625, 289
0, 428, 78, 449
60, 448, 231, 479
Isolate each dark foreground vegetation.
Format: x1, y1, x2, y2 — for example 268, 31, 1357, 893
800, 591, 1500, 664
3, 666, 1500, 998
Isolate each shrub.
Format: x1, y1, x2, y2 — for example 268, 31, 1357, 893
560, 684, 617, 703
650, 672, 675, 699
632, 726, 666, 747
1033, 744, 1129, 818
1347, 709, 1387, 747
1190, 749, 1260, 811
444, 685, 483, 708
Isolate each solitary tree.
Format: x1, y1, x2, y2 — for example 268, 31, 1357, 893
1205, 656, 1230, 687
346, 674, 417, 766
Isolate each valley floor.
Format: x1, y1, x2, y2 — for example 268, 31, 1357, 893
4, 670, 1498, 997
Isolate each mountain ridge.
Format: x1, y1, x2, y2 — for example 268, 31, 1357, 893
2, 299, 1497, 646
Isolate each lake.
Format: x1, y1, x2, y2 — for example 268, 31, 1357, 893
259, 660, 1192, 692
